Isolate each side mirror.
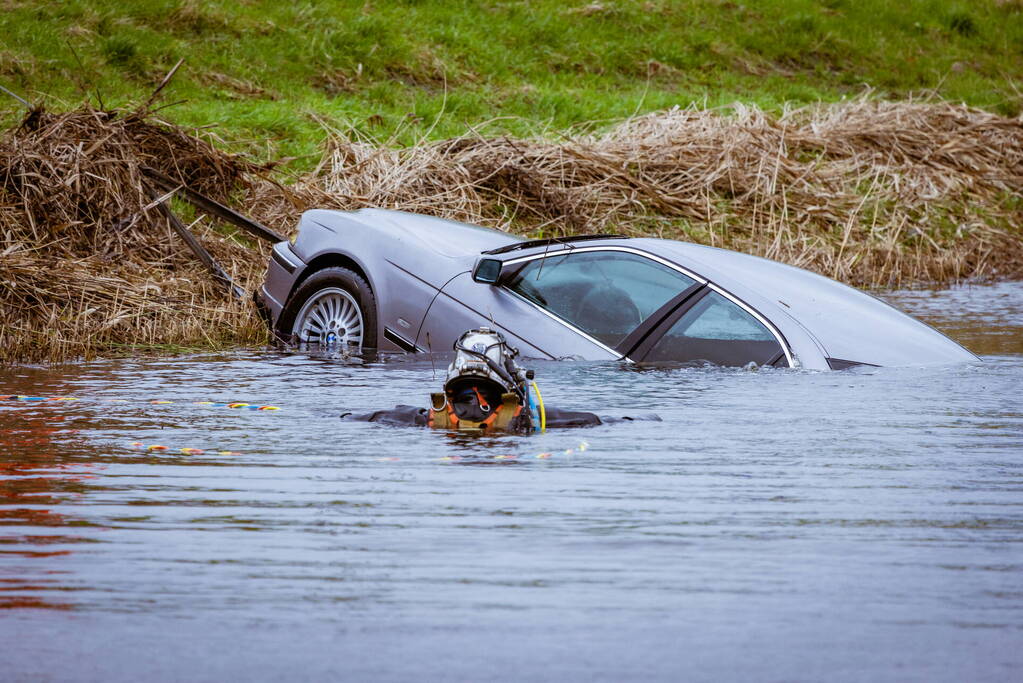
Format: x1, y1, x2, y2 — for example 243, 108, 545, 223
472, 257, 503, 284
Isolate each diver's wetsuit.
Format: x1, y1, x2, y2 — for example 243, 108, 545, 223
339, 405, 660, 429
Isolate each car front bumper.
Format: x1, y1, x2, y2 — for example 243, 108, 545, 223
257, 242, 305, 330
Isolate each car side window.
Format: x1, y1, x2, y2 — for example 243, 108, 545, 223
505, 251, 697, 347
643, 290, 782, 366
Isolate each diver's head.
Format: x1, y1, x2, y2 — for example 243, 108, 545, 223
444, 328, 527, 415
427, 328, 536, 432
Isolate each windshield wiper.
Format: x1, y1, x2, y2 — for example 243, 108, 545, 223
482, 234, 628, 255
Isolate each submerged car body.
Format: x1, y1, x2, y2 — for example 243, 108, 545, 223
257, 208, 977, 370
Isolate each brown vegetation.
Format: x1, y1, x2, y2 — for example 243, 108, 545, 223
299, 97, 1023, 288
0, 106, 269, 363
1, 97, 1021, 364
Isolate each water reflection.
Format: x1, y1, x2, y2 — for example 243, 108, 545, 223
1, 281, 1022, 680
882, 281, 1023, 356
0, 401, 105, 610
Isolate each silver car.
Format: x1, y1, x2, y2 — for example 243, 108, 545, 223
256, 208, 977, 370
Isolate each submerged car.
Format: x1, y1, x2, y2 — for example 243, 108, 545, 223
256, 208, 977, 370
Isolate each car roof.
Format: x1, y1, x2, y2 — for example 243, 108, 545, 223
494, 234, 973, 365
629, 238, 975, 365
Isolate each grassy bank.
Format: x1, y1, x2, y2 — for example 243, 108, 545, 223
1, 2, 1021, 363
2, 1, 1022, 167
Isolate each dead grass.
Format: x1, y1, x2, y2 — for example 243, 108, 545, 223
0, 251, 263, 363
295, 96, 1023, 287
0, 105, 270, 364
1, 95, 1020, 364
200, 71, 279, 100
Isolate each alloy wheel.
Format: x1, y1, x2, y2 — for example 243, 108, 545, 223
291, 287, 364, 349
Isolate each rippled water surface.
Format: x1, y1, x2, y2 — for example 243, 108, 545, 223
2, 282, 1022, 682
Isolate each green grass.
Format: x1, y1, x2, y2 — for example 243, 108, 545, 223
2, 0, 1021, 170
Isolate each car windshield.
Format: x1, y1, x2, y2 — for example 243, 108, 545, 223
505, 250, 697, 347
643, 290, 782, 366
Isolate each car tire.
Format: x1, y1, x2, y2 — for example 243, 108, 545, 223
276, 267, 378, 351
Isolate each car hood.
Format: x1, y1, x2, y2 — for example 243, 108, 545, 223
336, 208, 522, 258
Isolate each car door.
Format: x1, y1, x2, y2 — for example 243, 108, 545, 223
415, 270, 613, 359
419, 247, 696, 359
419, 246, 698, 359
498, 247, 706, 352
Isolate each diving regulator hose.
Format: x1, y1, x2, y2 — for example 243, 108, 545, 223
529, 380, 546, 433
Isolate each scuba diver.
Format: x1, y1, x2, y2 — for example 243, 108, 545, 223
340, 327, 659, 433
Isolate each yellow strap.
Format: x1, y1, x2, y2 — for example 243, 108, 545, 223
429, 407, 454, 428
429, 392, 525, 432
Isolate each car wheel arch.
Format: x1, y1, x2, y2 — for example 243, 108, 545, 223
290, 252, 374, 302
277, 265, 379, 349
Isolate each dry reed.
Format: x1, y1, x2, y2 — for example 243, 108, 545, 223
0, 106, 268, 364
294, 96, 1022, 288
2, 96, 1020, 364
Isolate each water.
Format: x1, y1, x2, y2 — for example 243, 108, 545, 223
2, 283, 1022, 682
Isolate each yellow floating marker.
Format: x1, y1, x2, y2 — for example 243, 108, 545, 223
217, 450, 242, 455
179, 448, 205, 455
258, 406, 280, 411
151, 400, 172, 405
130, 442, 144, 447
147, 445, 168, 451
227, 403, 250, 408
536, 452, 552, 459
194, 401, 214, 405
564, 448, 574, 455
579, 441, 590, 452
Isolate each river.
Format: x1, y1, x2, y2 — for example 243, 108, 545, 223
2, 282, 1021, 682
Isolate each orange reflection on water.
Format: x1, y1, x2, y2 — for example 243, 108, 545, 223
1, 403, 99, 610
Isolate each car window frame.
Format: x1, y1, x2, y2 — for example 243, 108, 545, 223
614, 282, 706, 355
499, 245, 707, 357
497, 245, 792, 366
629, 283, 793, 367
